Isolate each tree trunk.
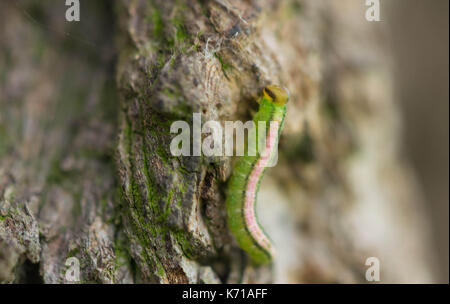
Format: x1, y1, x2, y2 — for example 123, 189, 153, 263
0, 0, 436, 283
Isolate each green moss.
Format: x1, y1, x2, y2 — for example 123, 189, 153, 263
146, 2, 174, 52
175, 25, 188, 44
171, 1, 190, 47
173, 230, 197, 259
168, 57, 176, 70
214, 53, 232, 79
121, 75, 200, 280
142, 149, 159, 214
113, 239, 131, 269
156, 264, 166, 277
151, 9, 164, 39
171, 102, 193, 119
124, 115, 133, 158
155, 144, 169, 165
163, 189, 174, 219
122, 106, 170, 280
162, 87, 179, 99
173, 17, 188, 44
67, 247, 81, 258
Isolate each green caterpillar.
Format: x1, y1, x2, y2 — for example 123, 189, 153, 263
226, 85, 289, 265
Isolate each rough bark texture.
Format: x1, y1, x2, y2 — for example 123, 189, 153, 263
0, 0, 437, 283
0, 0, 131, 283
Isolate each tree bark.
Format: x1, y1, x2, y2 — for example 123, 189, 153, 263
0, 0, 437, 283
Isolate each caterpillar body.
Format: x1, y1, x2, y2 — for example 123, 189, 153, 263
226, 85, 289, 265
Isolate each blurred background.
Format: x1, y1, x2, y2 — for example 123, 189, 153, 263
387, 0, 449, 282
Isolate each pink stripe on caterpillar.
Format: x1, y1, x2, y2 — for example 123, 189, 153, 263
244, 121, 279, 256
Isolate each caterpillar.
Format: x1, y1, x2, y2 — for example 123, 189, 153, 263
226, 85, 289, 265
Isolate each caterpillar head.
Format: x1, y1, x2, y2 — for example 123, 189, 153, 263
263, 85, 290, 106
